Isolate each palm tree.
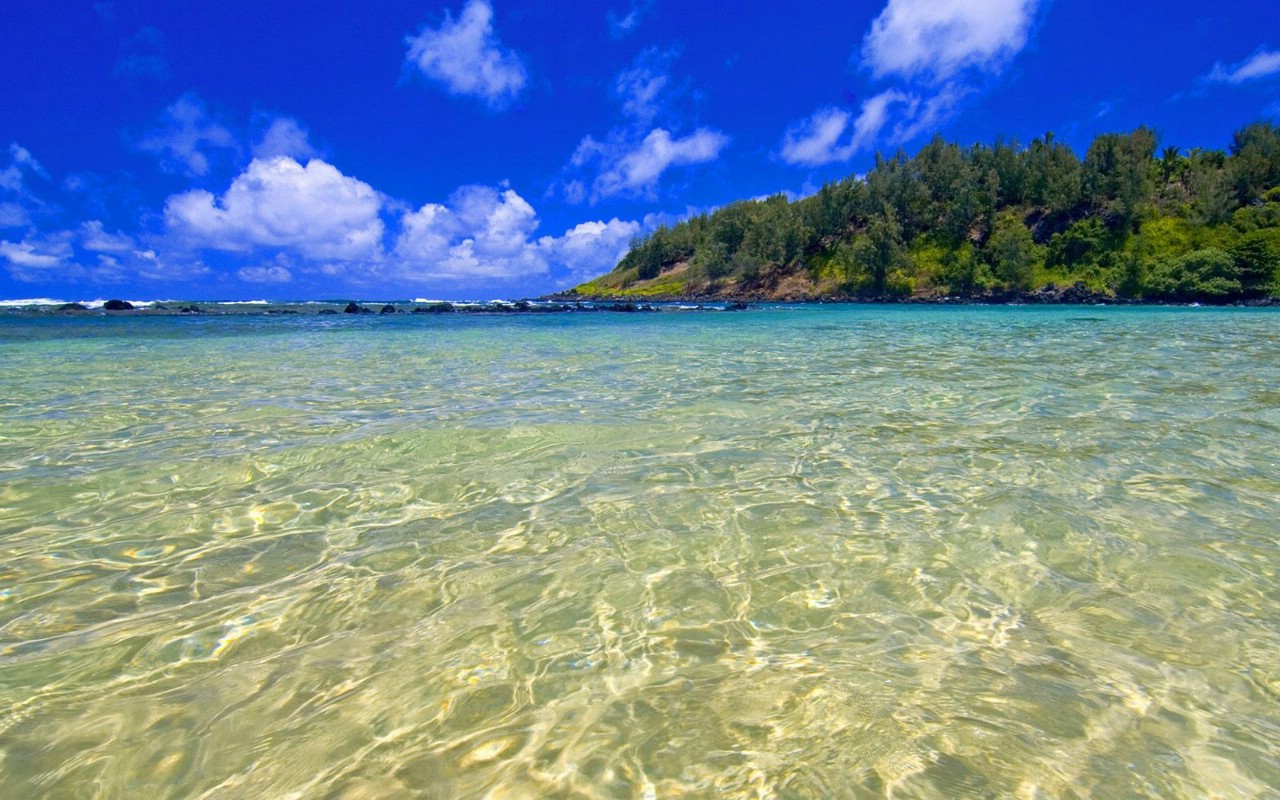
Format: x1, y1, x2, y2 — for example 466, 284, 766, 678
1158, 146, 1184, 184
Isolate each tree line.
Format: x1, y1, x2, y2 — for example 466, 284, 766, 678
582, 122, 1280, 301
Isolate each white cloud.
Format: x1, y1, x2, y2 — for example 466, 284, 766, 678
571, 125, 728, 201
779, 91, 916, 165
615, 48, 676, 125
1205, 48, 1280, 85
0, 203, 28, 228
780, 108, 855, 166
889, 84, 971, 142
0, 144, 57, 229
392, 183, 641, 284
395, 184, 543, 279
562, 49, 726, 201
591, 128, 727, 199
405, 0, 527, 109
538, 218, 639, 283
129, 248, 210, 283
80, 220, 135, 252
779, 0, 1035, 165
1, 143, 49, 191
165, 156, 384, 261
1, 143, 49, 204
0, 232, 85, 283
238, 264, 293, 284
252, 118, 320, 161
138, 94, 238, 177
862, 0, 1038, 83
0, 238, 66, 269
608, 1, 654, 39
0, 225, 208, 285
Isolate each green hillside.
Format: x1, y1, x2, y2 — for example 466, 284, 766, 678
571, 123, 1280, 303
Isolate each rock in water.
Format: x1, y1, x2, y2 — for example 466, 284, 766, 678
380, 304, 397, 314
103, 299, 134, 310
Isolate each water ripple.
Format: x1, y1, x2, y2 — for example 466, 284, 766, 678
2, 307, 1279, 797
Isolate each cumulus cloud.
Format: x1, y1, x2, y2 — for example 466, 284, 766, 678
405, 0, 527, 109
165, 156, 384, 261
1205, 48, 1280, 85
539, 217, 639, 283
392, 183, 641, 283
252, 117, 320, 161
862, 0, 1038, 83
137, 94, 238, 177
395, 184, 543, 279
780, 0, 1036, 165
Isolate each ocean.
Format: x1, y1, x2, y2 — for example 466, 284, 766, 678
1, 304, 1278, 797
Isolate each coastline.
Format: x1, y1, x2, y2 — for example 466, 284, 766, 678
4, 288, 1280, 317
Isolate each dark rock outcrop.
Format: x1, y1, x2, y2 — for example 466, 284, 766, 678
379, 304, 397, 314
55, 302, 89, 311
103, 299, 134, 311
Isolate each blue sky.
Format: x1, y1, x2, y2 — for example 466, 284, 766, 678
2, 0, 1278, 301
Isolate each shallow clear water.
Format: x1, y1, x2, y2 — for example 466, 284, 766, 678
1, 306, 1278, 798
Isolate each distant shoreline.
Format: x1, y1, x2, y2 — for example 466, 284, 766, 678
3, 294, 1279, 317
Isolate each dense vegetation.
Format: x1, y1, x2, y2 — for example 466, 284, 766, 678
574, 122, 1280, 302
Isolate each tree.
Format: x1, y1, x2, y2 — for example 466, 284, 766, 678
1046, 217, 1108, 270
1229, 231, 1280, 295
1145, 248, 1241, 301
1186, 148, 1234, 226
1026, 132, 1083, 222
1158, 146, 1185, 184
1228, 122, 1280, 205
690, 239, 730, 285
852, 206, 908, 295
986, 214, 1038, 290
939, 243, 994, 295
1083, 127, 1156, 231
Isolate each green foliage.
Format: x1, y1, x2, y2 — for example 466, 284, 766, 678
1046, 217, 1109, 270
851, 206, 909, 294
579, 120, 1280, 302
1145, 248, 1241, 301
1229, 122, 1280, 204
1229, 230, 1280, 295
986, 213, 1039, 290
1084, 126, 1156, 230
938, 243, 995, 295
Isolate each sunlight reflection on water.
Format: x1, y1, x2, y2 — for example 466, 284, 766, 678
1, 306, 1278, 798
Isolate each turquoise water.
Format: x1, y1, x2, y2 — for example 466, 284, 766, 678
1, 306, 1278, 798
